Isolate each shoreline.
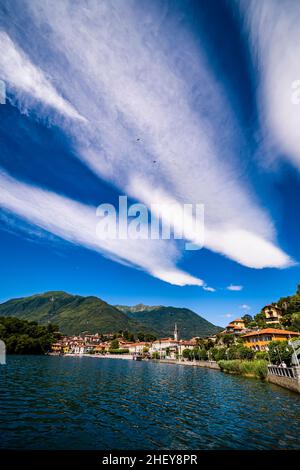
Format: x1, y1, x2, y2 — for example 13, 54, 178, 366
58, 354, 300, 394
62, 353, 221, 369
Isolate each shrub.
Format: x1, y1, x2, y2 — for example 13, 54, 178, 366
108, 348, 129, 354
218, 359, 268, 379
255, 351, 268, 361
152, 352, 160, 359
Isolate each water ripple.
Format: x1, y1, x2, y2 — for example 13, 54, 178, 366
0, 356, 300, 449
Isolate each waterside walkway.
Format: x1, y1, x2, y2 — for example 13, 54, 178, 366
267, 365, 300, 393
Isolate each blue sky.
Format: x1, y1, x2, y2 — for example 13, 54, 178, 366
0, 0, 300, 327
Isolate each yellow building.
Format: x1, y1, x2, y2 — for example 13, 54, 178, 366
262, 305, 282, 325
242, 328, 299, 351
51, 342, 62, 353
225, 318, 245, 334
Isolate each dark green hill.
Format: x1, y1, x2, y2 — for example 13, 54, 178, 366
0, 292, 222, 338
0, 291, 146, 336
116, 305, 222, 339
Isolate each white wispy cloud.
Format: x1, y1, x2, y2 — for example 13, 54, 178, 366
0, 171, 203, 287
0, 0, 293, 278
0, 31, 85, 122
203, 286, 216, 292
240, 0, 300, 170
227, 284, 243, 291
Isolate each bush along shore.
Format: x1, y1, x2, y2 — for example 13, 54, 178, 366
218, 359, 268, 379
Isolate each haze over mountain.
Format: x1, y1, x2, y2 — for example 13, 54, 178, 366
0, 292, 221, 338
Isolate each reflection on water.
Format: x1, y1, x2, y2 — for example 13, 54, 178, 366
0, 355, 300, 449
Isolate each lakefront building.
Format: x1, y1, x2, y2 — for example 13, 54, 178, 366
242, 328, 299, 351
150, 338, 179, 358
149, 324, 196, 358
122, 342, 150, 354
51, 323, 198, 359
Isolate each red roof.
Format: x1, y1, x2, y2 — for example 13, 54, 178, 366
154, 338, 176, 343
242, 328, 299, 338
263, 305, 281, 310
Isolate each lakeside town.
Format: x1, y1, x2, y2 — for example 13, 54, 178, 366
1, 292, 300, 393
48, 302, 300, 394
51, 303, 300, 359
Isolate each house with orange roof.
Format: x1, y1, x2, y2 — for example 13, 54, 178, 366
225, 318, 246, 334
242, 328, 299, 351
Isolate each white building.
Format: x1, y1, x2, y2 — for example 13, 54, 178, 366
149, 324, 196, 359
123, 342, 150, 354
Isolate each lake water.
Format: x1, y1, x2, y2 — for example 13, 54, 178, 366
0, 355, 300, 450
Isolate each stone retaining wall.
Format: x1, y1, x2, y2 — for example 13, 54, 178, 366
267, 374, 300, 394
267, 365, 300, 394
158, 359, 220, 370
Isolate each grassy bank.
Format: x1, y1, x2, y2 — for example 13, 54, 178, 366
218, 359, 268, 379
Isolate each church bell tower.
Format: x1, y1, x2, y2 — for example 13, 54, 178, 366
174, 323, 179, 341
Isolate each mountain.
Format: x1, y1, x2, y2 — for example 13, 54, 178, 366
116, 305, 222, 339
115, 303, 162, 313
0, 291, 222, 338
0, 291, 147, 336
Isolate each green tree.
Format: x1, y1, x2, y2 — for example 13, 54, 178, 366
210, 347, 227, 361
291, 313, 300, 331
242, 314, 253, 326
222, 334, 235, 346
110, 339, 119, 350
123, 330, 135, 342
182, 349, 192, 360
144, 333, 157, 342
152, 351, 160, 359
0, 317, 58, 354
137, 332, 145, 342
268, 340, 293, 366
198, 348, 208, 360
237, 346, 254, 360
0, 323, 6, 338
254, 311, 267, 328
